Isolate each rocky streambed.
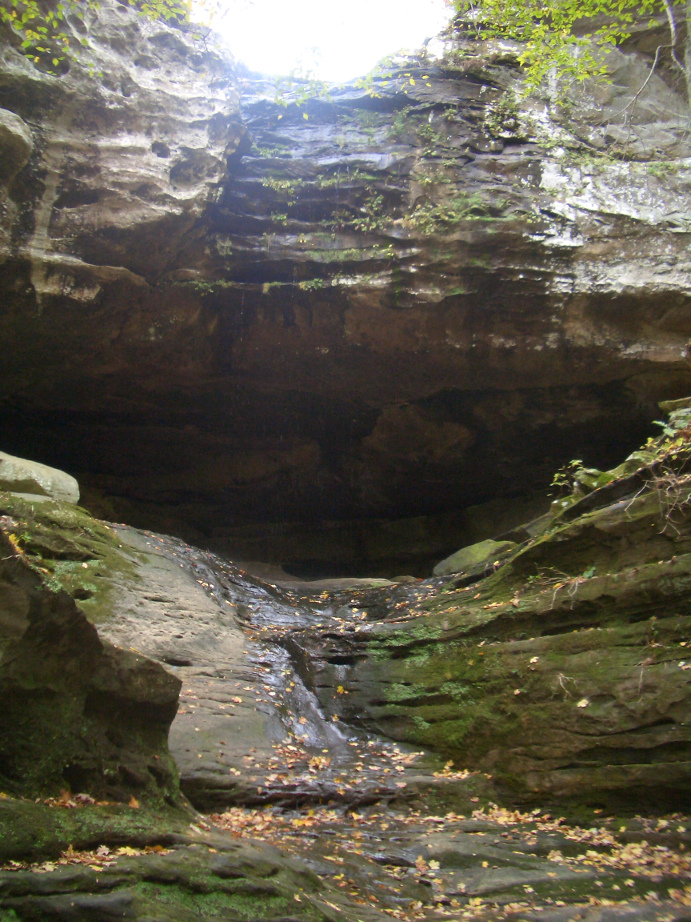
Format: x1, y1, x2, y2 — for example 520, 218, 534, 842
2, 406, 691, 920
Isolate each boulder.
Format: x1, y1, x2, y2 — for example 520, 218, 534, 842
0, 451, 80, 503
0, 108, 32, 184
0, 528, 181, 804
433, 538, 517, 577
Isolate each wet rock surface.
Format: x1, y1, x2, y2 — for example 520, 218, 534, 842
2, 797, 691, 920
2, 410, 691, 919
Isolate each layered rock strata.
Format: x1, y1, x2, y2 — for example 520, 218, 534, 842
1, 8, 691, 572
294, 404, 691, 806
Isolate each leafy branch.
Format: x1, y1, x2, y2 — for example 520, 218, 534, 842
0, 0, 191, 73
454, 0, 690, 107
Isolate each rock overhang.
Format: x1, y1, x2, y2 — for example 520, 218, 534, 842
1, 8, 691, 574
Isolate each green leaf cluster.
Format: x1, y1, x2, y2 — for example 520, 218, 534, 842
1, 0, 191, 73
454, 0, 688, 99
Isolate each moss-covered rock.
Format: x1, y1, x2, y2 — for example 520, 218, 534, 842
322, 415, 691, 808
0, 798, 349, 922
0, 491, 140, 623
433, 538, 517, 577
0, 526, 181, 806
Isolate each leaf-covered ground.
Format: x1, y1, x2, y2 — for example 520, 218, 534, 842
205, 796, 691, 921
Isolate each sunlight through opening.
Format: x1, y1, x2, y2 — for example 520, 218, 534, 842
199, 0, 452, 82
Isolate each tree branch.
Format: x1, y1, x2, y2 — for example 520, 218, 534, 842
661, 0, 687, 76
661, 0, 691, 108
602, 44, 663, 124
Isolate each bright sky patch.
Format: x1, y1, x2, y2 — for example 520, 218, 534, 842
200, 0, 451, 82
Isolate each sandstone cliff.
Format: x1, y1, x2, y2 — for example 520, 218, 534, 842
1, 5, 690, 575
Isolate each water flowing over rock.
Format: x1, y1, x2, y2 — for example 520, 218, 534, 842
2, 409, 691, 918
1, 6, 691, 918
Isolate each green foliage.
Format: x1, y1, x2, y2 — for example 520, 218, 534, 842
404, 192, 499, 234
352, 109, 383, 140
313, 168, 377, 189
550, 458, 584, 494
649, 404, 691, 459
454, 0, 688, 99
352, 193, 387, 232
253, 142, 292, 159
483, 89, 524, 138
271, 69, 332, 113
260, 177, 304, 200
387, 105, 414, 140
416, 167, 453, 188
297, 278, 325, 290
1, 0, 190, 72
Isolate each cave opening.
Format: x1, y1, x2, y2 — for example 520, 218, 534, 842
0, 378, 666, 580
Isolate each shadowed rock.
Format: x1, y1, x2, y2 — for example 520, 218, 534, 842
0, 526, 181, 804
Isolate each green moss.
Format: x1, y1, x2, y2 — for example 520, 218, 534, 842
172, 279, 246, 294
308, 245, 394, 263
0, 491, 139, 623
385, 682, 427, 703
439, 681, 472, 699
136, 880, 300, 919
0, 798, 192, 862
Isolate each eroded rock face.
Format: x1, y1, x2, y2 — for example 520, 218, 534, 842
299, 414, 691, 807
1, 12, 691, 572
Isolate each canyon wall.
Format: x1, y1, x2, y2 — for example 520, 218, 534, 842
1, 6, 691, 573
